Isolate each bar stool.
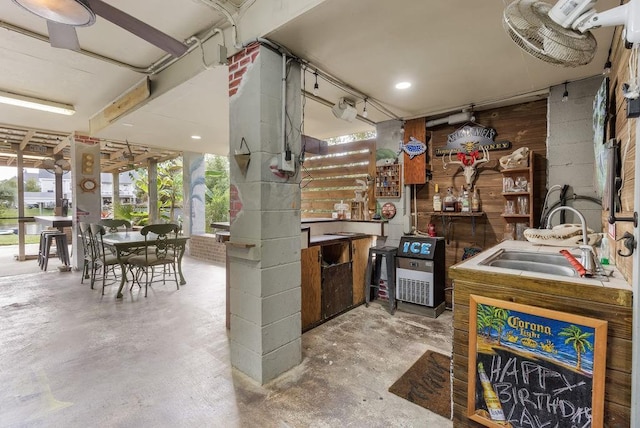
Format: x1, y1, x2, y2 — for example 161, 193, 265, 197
38, 230, 60, 269
364, 246, 398, 314
40, 231, 70, 271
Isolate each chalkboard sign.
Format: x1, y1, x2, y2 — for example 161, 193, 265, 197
467, 295, 607, 428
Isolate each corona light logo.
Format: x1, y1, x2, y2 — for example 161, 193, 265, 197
507, 316, 552, 336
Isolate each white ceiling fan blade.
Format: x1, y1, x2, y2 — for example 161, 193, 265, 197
85, 0, 188, 57
47, 20, 80, 51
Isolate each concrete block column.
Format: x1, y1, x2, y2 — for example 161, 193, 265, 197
70, 133, 102, 271
228, 42, 302, 384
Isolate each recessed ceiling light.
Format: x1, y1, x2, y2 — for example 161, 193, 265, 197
122, 123, 134, 127
191, 135, 202, 140
395, 82, 412, 90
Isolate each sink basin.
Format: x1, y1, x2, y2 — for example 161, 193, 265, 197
489, 250, 572, 264
480, 250, 578, 277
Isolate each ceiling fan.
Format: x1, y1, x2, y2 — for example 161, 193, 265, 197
503, 0, 640, 67
41, 157, 71, 175
11, 0, 188, 57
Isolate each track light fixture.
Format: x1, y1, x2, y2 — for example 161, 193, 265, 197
313, 71, 319, 96
562, 82, 569, 103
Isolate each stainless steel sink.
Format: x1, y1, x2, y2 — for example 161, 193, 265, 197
480, 250, 578, 277
488, 251, 571, 264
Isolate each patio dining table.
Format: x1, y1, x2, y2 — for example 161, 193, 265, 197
101, 231, 190, 298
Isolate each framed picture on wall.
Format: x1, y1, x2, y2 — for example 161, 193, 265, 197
593, 77, 609, 198
467, 295, 607, 428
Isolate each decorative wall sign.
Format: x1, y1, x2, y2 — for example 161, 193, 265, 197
381, 202, 396, 219
79, 178, 98, 193
467, 295, 607, 428
399, 136, 427, 159
435, 124, 511, 156
82, 153, 95, 175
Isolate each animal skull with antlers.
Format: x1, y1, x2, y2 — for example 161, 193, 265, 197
442, 145, 490, 187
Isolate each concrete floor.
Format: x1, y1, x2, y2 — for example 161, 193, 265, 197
0, 254, 454, 427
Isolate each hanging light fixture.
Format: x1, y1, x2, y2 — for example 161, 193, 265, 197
562, 82, 569, 103
313, 71, 319, 96
11, 0, 96, 26
362, 98, 368, 118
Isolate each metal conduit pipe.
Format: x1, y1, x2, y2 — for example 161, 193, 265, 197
198, 0, 241, 48
238, 34, 403, 123
305, 64, 401, 120
0, 19, 149, 73
242, 36, 401, 122
0, 19, 224, 76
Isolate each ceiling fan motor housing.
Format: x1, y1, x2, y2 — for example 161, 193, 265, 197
548, 0, 597, 28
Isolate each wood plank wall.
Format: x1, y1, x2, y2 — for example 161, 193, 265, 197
417, 101, 548, 305
403, 117, 427, 184
301, 139, 376, 218
604, 27, 635, 282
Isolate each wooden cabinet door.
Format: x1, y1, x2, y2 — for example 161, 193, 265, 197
322, 262, 353, 319
301, 246, 321, 331
351, 237, 371, 305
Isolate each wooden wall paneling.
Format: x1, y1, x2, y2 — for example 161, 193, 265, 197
605, 26, 635, 282
451, 277, 632, 427
301, 139, 375, 218
403, 117, 427, 184
424, 101, 548, 304
301, 246, 322, 330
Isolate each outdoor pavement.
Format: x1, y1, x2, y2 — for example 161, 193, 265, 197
0, 243, 55, 277
0, 253, 454, 427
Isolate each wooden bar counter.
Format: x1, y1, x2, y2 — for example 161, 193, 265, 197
449, 240, 632, 428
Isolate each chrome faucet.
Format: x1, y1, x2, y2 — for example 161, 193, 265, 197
546, 206, 604, 278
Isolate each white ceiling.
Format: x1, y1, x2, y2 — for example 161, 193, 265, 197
0, 0, 622, 158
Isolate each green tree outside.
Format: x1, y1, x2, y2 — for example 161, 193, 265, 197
127, 158, 184, 225
0, 178, 17, 217
205, 154, 229, 230
120, 155, 230, 230
25, 177, 41, 192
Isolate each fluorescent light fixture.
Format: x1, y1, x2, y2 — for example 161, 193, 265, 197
191, 135, 202, 140
395, 81, 412, 90
0, 90, 75, 115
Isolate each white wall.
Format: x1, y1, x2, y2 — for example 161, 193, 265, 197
375, 119, 405, 247
547, 77, 604, 232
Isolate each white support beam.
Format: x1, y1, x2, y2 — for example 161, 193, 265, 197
53, 136, 70, 154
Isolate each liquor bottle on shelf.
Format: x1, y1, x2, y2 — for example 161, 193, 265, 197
433, 184, 442, 212
460, 186, 471, 212
443, 187, 456, 212
471, 186, 480, 212
477, 362, 507, 423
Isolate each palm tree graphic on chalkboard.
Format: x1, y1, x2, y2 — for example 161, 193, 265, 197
477, 305, 509, 345
559, 325, 593, 371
